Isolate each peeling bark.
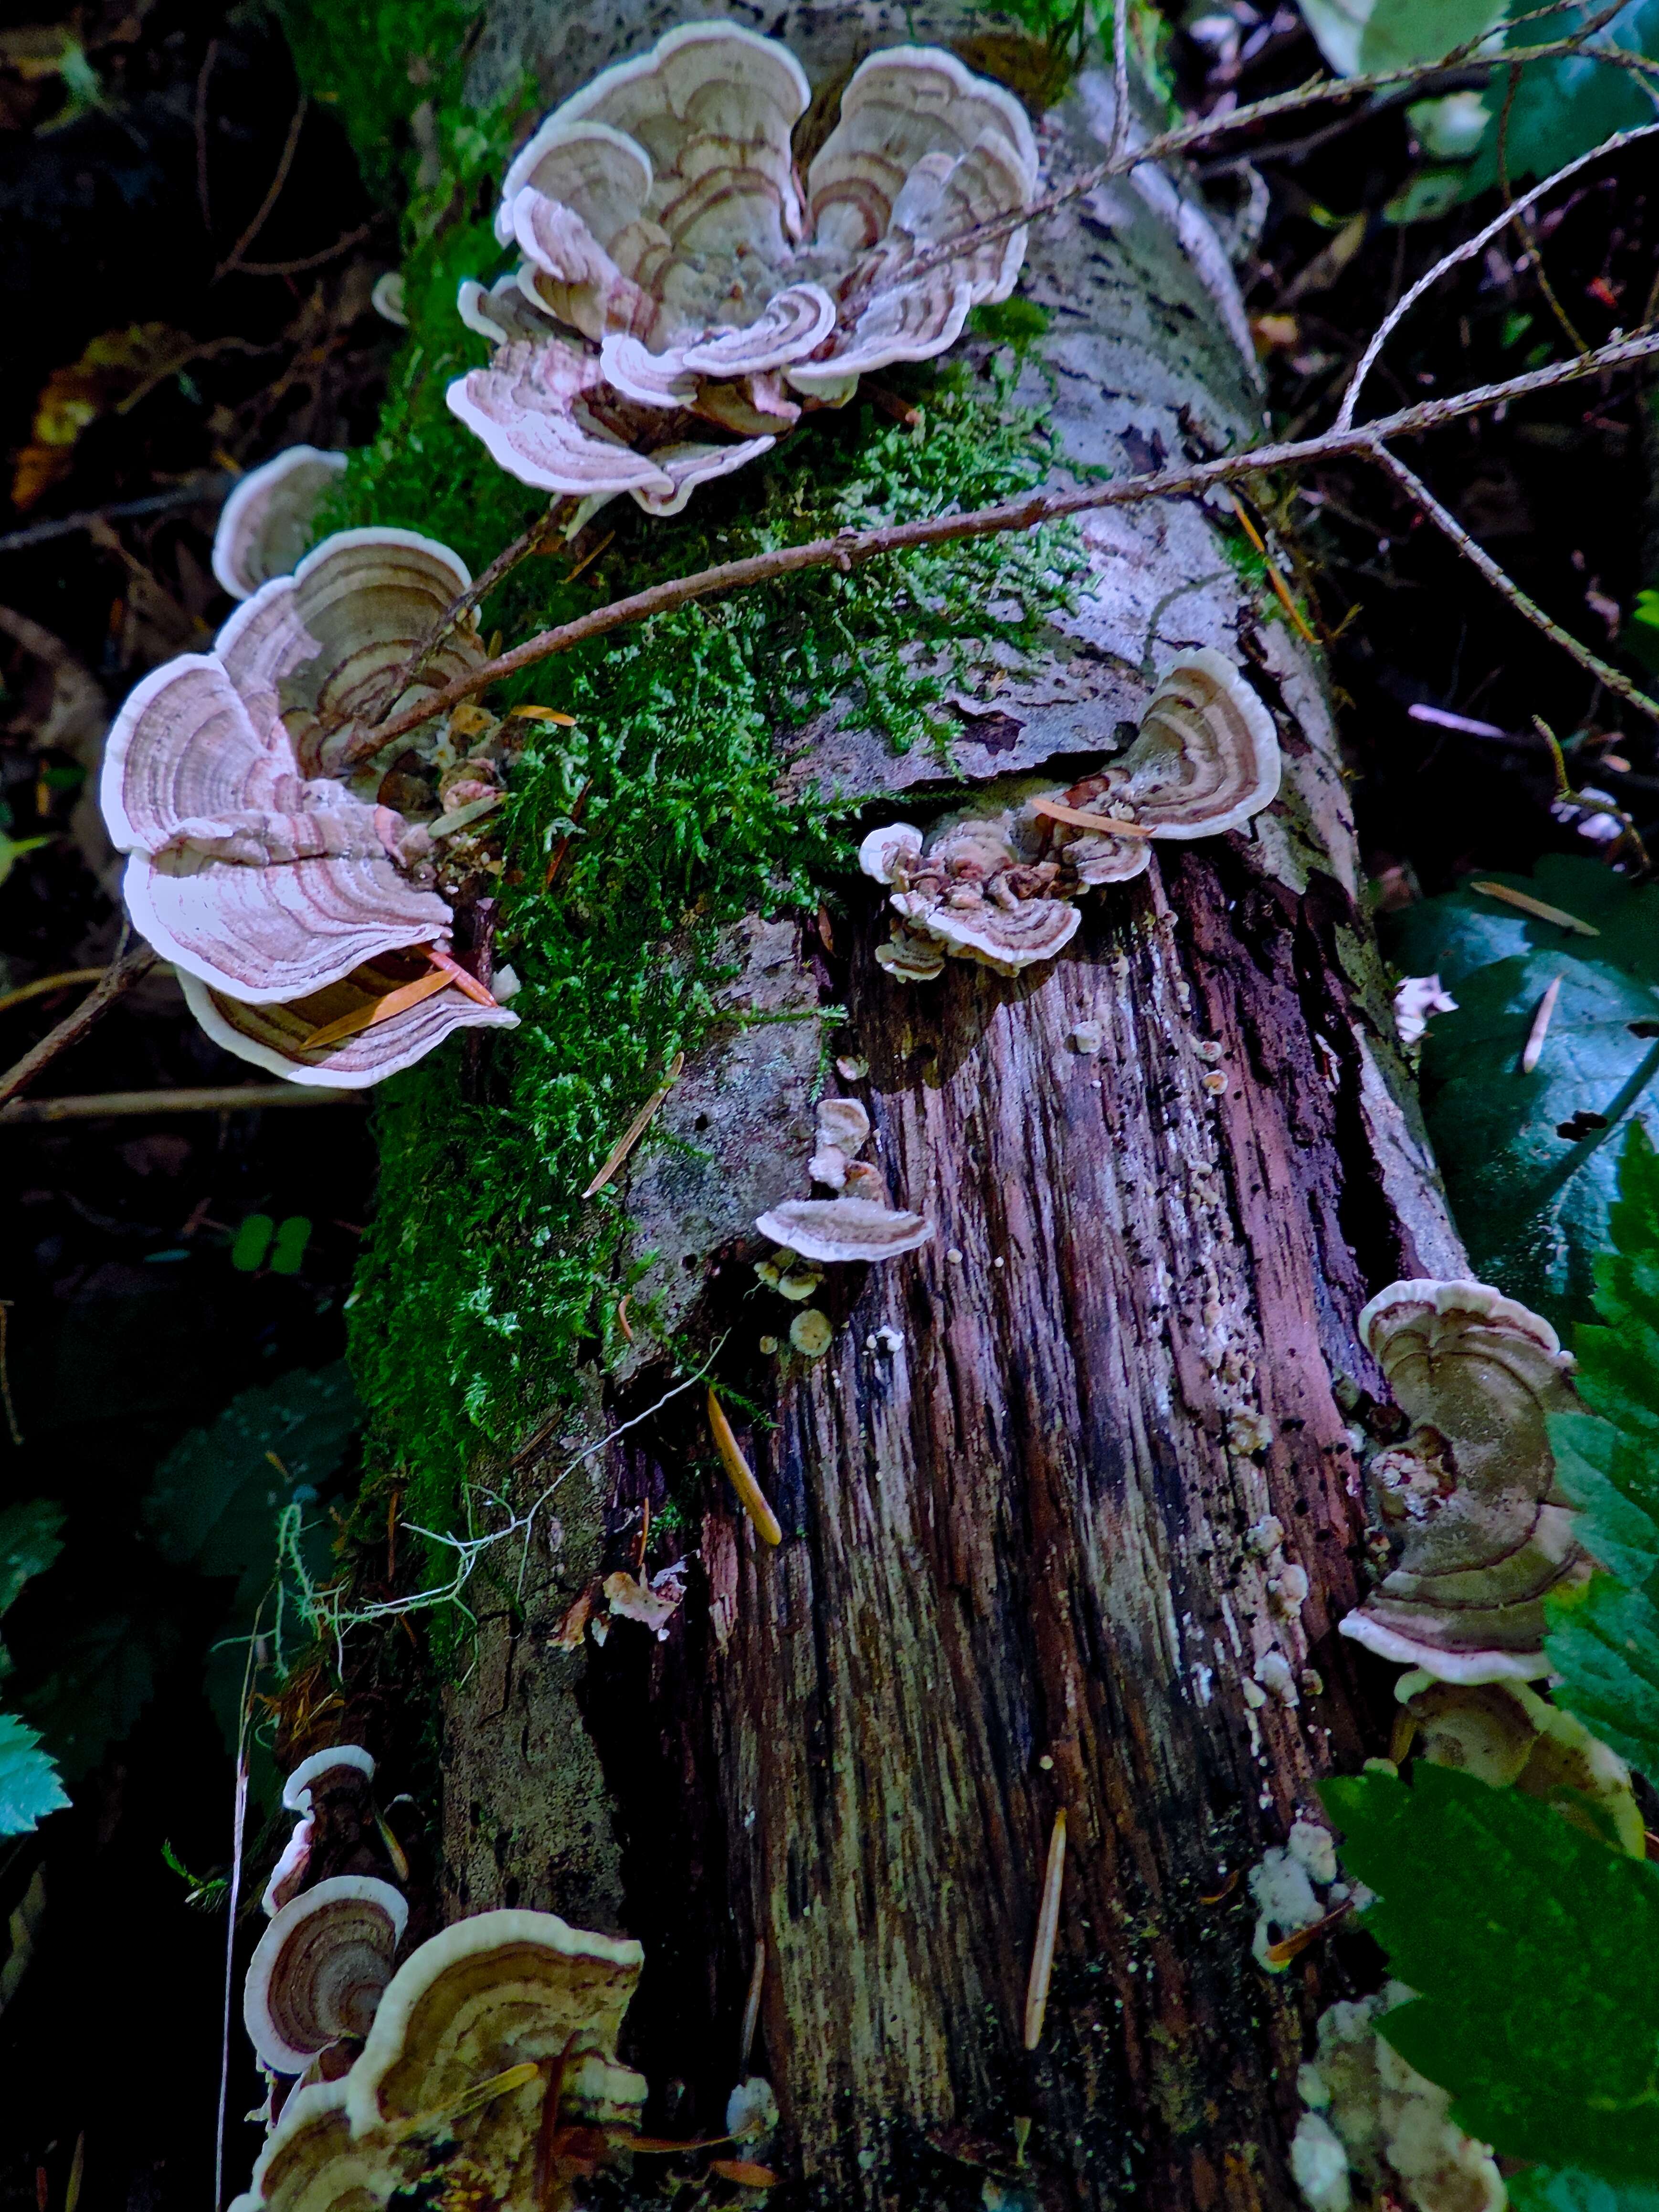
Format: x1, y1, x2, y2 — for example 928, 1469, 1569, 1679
434, 8, 1466, 2205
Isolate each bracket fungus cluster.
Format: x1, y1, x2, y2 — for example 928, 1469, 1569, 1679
1290, 1987, 1503, 2212
248, 1748, 408, 2086
211, 446, 349, 602
100, 486, 520, 1085
860, 652, 1281, 980
446, 24, 1037, 513
754, 1092, 933, 1274
1340, 1280, 1591, 1684
232, 1910, 647, 2212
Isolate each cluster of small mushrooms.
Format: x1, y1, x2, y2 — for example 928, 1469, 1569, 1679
445, 24, 1038, 516
1280, 1279, 1646, 2212
236, 1744, 649, 2212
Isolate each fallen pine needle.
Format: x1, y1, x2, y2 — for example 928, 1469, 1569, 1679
1029, 796, 1155, 838
0, 968, 105, 1016
564, 528, 614, 584
707, 1385, 783, 1548
582, 1052, 684, 1197
615, 1295, 634, 1344
388, 2061, 542, 2141
1226, 490, 1320, 646
424, 944, 499, 1007
509, 704, 577, 724
544, 776, 594, 890
1470, 880, 1600, 936
1023, 1808, 1067, 2050
1521, 974, 1563, 1074
710, 2162, 778, 2189
1263, 1896, 1355, 1968
300, 967, 452, 1050
741, 1938, 767, 2071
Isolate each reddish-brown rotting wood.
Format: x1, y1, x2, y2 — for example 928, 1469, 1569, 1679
579, 848, 1431, 2210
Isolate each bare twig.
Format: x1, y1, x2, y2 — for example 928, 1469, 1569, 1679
215, 93, 308, 280
360, 499, 572, 736
0, 1083, 362, 1125
350, 331, 1659, 760
1337, 116, 1659, 431
235, 222, 376, 280
899, 8, 1639, 294
0, 969, 105, 1016
0, 1302, 21, 1447
1498, 64, 1590, 358
0, 942, 156, 1112
194, 37, 218, 232
0, 474, 233, 555
1108, 0, 1131, 167
1368, 442, 1659, 726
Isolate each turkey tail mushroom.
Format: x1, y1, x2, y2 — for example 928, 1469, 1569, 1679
244, 1876, 410, 2075
212, 447, 349, 601
1339, 1280, 1591, 1683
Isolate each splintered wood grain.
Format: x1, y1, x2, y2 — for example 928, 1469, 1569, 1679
584, 850, 1448, 2211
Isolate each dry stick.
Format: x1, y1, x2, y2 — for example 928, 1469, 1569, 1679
215, 92, 308, 281
1496, 63, 1591, 359
1368, 442, 1659, 726
363, 499, 572, 735
740, 1940, 767, 2074
0, 968, 104, 1016
0, 1084, 362, 1125
0, 475, 233, 556
353, 331, 1659, 762
1338, 116, 1659, 432
1023, 1809, 1068, 2050
0, 1302, 21, 1447
236, 223, 375, 281
1108, 0, 1131, 167
0, 942, 156, 1112
897, 9, 1638, 293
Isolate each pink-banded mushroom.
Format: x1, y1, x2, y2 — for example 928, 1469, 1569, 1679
262, 1747, 378, 1917
1339, 1279, 1592, 1684
212, 448, 349, 601
244, 1875, 410, 2074
446, 27, 1038, 513
226, 2080, 417, 2212
860, 654, 1282, 982
99, 528, 519, 1085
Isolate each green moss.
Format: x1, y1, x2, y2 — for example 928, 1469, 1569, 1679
288, 17, 1089, 1575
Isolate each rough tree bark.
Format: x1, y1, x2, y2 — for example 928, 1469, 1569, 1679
434, 7, 1468, 2206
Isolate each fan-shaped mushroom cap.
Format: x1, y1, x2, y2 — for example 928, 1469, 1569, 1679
345, 1908, 645, 2141
1052, 650, 1280, 857
753, 1196, 933, 1263
894, 885, 1081, 975
180, 963, 517, 1090
264, 1810, 318, 1919
1397, 1670, 1645, 1852
245, 1876, 410, 2075
859, 822, 923, 884
227, 2081, 415, 2212
102, 528, 513, 1081
816, 1097, 870, 1155
1338, 1280, 1589, 1683
213, 449, 349, 602
453, 33, 1037, 510
284, 1746, 376, 1813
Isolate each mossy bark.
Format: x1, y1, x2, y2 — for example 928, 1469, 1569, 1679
433, 7, 1464, 2205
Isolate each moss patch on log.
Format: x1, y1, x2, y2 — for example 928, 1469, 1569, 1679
284, 6, 1088, 1583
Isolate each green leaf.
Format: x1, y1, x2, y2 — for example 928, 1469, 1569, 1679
1547, 1571, 1659, 1779
0, 1499, 65, 1617
1388, 859, 1659, 1327
1321, 1762, 1659, 2177
1511, 2170, 1659, 2212
1298, 0, 1502, 76
1548, 1410, 1659, 1590
1458, 0, 1659, 197
143, 1363, 358, 1572
231, 1213, 275, 1272
0, 1711, 68, 1836
20, 1613, 169, 1783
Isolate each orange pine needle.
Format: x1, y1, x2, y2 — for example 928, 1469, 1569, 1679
1226, 490, 1320, 645
1469, 880, 1600, 936
509, 704, 577, 725
423, 944, 498, 1007
1263, 1896, 1355, 1968
1023, 1809, 1067, 2050
1029, 796, 1155, 838
581, 1052, 684, 1197
299, 967, 452, 1052
707, 1386, 782, 1548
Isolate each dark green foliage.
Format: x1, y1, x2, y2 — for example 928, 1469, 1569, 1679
274, 0, 491, 204
1389, 856, 1659, 1326
330, 137, 1086, 1543
0, 1507, 67, 1835
1511, 2172, 1659, 2212
0, 1713, 66, 1839
144, 1364, 359, 1794
1321, 1762, 1659, 2179
1541, 1126, 1659, 1775
1457, 1, 1659, 198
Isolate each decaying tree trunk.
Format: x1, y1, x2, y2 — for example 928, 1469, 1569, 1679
435, 7, 1468, 2205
